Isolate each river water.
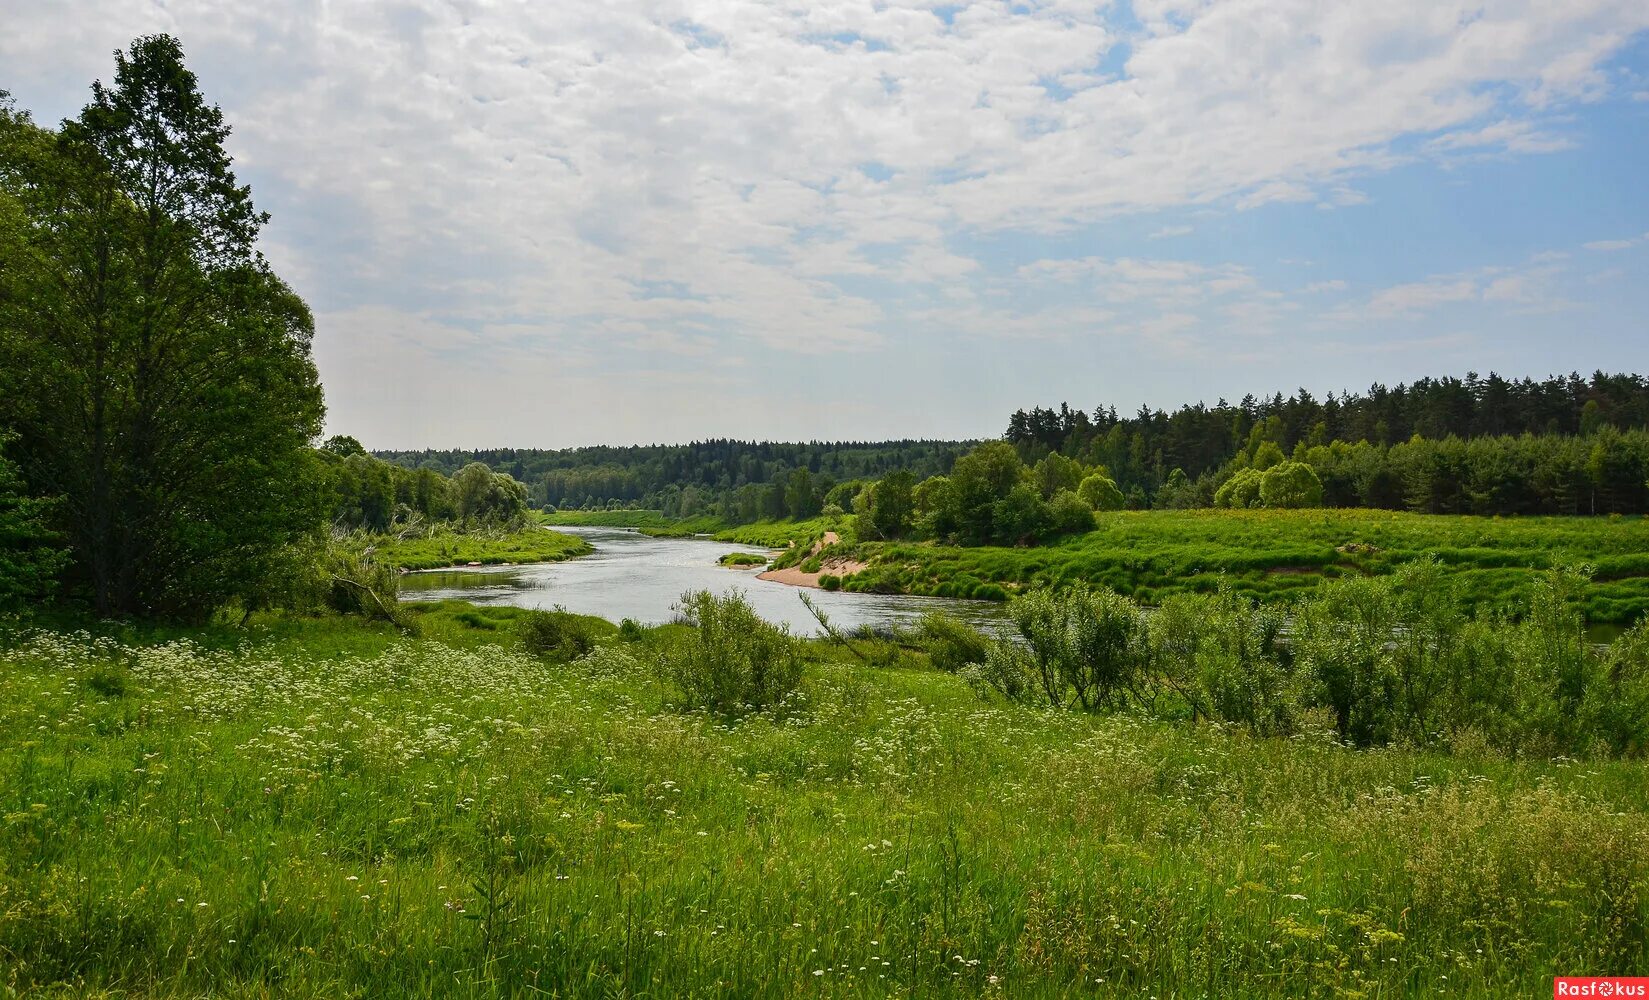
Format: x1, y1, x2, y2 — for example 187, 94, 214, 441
398, 526, 1007, 637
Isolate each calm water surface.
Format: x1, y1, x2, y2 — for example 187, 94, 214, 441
399, 526, 1007, 637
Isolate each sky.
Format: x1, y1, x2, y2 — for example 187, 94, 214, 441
5, 1, 1649, 450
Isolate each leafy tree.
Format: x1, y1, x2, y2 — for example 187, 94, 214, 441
323, 434, 367, 457
1259, 461, 1324, 509
1033, 452, 1084, 499
994, 482, 1051, 545
951, 442, 1025, 544
0, 436, 69, 610
1214, 468, 1263, 509
1252, 441, 1286, 471
863, 469, 915, 539
1077, 472, 1125, 512
452, 462, 529, 526
0, 40, 326, 618
913, 475, 959, 540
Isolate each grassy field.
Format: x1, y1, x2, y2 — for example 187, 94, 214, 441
543, 510, 842, 549
829, 509, 1649, 623
2, 606, 1646, 997
369, 525, 592, 571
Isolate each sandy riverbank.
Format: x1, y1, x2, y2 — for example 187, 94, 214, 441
754, 531, 869, 590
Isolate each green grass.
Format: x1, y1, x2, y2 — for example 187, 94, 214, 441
1, 609, 1646, 997
543, 509, 848, 548
370, 525, 592, 571
837, 508, 1649, 623
718, 552, 769, 567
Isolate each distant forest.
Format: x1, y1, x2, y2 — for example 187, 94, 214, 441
379, 371, 1649, 520
378, 441, 976, 520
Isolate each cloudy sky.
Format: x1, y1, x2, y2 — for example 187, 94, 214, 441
6, 2, 1649, 449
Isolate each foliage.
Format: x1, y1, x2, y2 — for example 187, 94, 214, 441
657, 589, 804, 714
0, 40, 325, 619
1077, 472, 1125, 511
452, 462, 531, 528
1007, 370, 1649, 507
1258, 460, 1324, 509
519, 607, 599, 661
0, 437, 68, 610
1047, 489, 1096, 536
914, 611, 992, 673
369, 524, 591, 571
1214, 467, 1263, 508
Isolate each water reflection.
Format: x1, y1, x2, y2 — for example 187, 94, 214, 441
399, 526, 1007, 637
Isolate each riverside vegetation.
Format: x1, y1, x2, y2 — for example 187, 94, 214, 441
3, 579, 1648, 997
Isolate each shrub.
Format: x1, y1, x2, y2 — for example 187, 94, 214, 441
1009, 584, 1147, 711
618, 618, 646, 642
819, 574, 841, 591
1048, 489, 1097, 537
916, 612, 992, 673
1077, 473, 1125, 512
1259, 461, 1324, 509
657, 590, 803, 714
519, 608, 597, 661
1214, 468, 1263, 509
1150, 589, 1296, 734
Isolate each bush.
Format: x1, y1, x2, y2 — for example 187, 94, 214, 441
1214, 468, 1263, 509
520, 608, 598, 661
916, 612, 992, 673
1077, 473, 1125, 512
657, 590, 803, 715
618, 618, 646, 642
1009, 584, 1147, 711
819, 574, 841, 591
1048, 489, 1097, 537
1259, 461, 1325, 509
1150, 589, 1296, 734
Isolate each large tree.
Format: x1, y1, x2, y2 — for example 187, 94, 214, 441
0, 39, 326, 618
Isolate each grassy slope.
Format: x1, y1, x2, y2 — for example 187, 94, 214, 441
2, 608, 1646, 997
371, 525, 592, 571
839, 509, 1649, 622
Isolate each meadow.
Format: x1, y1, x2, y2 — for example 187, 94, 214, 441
369, 525, 592, 572
830, 509, 1649, 623
2, 603, 1646, 998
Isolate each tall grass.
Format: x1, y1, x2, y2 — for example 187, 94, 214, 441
1, 604, 1646, 996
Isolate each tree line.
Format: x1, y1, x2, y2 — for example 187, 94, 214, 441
1007, 373, 1649, 515
379, 439, 975, 522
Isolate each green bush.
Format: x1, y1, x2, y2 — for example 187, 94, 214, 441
618, 618, 647, 642
819, 574, 841, 591
657, 590, 804, 715
916, 612, 992, 673
519, 608, 598, 661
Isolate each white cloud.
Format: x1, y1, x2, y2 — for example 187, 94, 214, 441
3, 1, 1646, 443
1584, 239, 1638, 251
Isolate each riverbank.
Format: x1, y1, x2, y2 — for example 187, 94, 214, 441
371, 524, 592, 571
756, 530, 869, 589
543, 510, 846, 548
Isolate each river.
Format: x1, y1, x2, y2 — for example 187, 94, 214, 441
398, 526, 1008, 637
